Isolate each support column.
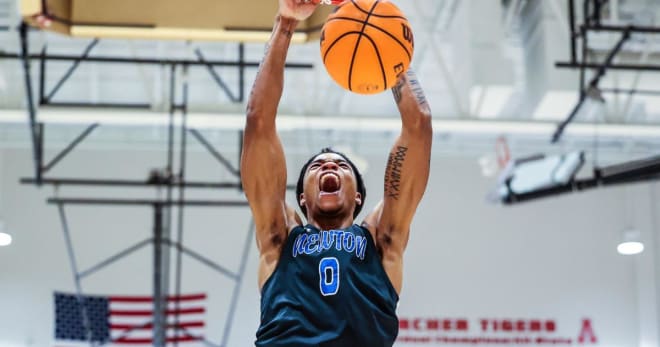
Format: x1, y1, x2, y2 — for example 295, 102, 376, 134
153, 203, 168, 347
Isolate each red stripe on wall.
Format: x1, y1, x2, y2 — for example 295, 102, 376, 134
109, 293, 206, 303
110, 321, 205, 330
113, 335, 201, 344
110, 307, 205, 316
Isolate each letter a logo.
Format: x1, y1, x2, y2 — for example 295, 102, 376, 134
577, 319, 598, 344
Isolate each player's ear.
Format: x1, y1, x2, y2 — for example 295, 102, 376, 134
355, 192, 362, 206
299, 194, 306, 206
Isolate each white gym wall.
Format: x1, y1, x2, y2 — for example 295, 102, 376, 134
0, 142, 658, 346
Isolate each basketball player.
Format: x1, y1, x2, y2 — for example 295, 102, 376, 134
241, 0, 432, 345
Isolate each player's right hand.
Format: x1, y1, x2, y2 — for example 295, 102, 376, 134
278, 0, 318, 21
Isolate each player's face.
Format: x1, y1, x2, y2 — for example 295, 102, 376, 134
300, 153, 361, 218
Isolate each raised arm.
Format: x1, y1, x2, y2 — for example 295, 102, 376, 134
241, 1, 317, 287
364, 69, 432, 293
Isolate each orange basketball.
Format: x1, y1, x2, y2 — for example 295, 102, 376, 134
320, 0, 414, 95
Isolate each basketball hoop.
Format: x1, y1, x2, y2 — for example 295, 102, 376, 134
305, 0, 345, 5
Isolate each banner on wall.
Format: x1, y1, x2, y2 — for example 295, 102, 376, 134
397, 317, 598, 346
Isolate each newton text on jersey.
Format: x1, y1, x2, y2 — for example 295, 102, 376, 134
292, 228, 368, 260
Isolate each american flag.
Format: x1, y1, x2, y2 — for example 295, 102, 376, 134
54, 292, 206, 345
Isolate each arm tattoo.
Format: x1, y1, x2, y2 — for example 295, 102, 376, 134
248, 21, 293, 102
384, 146, 408, 200
252, 42, 271, 81
391, 69, 429, 110
392, 77, 405, 104
247, 38, 272, 101
406, 69, 429, 109
263, 41, 271, 56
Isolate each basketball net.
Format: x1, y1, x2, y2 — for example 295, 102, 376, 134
495, 136, 511, 170
478, 136, 511, 178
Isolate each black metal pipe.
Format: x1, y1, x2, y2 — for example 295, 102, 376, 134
583, 0, 591, 27
189, 129, 240, 178
220, 218, 254, 346
503, 178, 594, 204
602, 173, 660, 186
173, 65, 190, 347
153, 204, 166, 347
19, 22, 41, 183
78, 238, 152, 279
41, 101, 151, 109
556, 61, 660, 71
579, 25, 588, 98
162, 65, 176, 339
588, 29, 631, 88
21, 177, 299, 189
36, 122, 44, 184
39, 45, 47, 104
568, 0, 577, 63
503, 172, 660, 205
593, 0, 601, 26
42, 123, 100, 172
46, 198, 251, 206
167, 64, 176, 179
45, 39, 99, 102
163, 239, 239, 280
597, 154, 660, 179
552, 95, 586, 143
580, 0, 590, 99
178, 66, 190, 187
0, 52, 314, 69
56, 203, 94, 342
553, 29, 630, 143
195, 48, 239, 102
586, 24, 660, 33
20, 178, 211, 188
600, 88, 660, 96
163, 64, 176, 347
239, 43, 245, 102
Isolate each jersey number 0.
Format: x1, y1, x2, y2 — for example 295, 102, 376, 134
319, 257, 339, 296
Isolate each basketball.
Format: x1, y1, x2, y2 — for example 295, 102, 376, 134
320, 0, 414, 95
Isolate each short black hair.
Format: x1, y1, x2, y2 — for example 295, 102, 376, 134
296, 148, 366, 219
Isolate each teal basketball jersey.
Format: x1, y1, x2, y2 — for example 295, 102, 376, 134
256, 224, 399, 346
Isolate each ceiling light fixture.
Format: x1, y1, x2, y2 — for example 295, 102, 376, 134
0, 222, 12, 247
617, 229, 644, 255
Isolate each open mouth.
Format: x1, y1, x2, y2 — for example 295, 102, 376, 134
319, 172, 341, 193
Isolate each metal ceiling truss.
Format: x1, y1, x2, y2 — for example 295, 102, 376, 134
17, 58, 257, 347
1, 21, 314, 182
493, 0, 660, 205
1, 20, 303, 346
1, 20, 314, 184
554, 0, 660, 142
